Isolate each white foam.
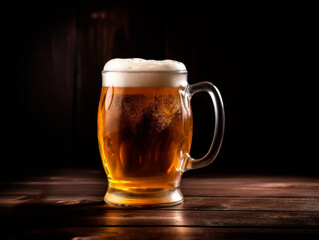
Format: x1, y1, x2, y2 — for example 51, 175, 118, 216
102, 58, 187, 87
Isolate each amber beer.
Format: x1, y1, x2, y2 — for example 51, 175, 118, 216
98, 59, 225, 207
98, 86, 192, 191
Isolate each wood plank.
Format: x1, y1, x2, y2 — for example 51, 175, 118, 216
172, 197, 319, 212
3, 207, 319, 228
182, 175, 319, 185
1, 195, 318, 212
1, 181, 318, 198
5, 169, 318, 185
182, 185, 319, 198
2, 171, 318, 198
5, 170, 318, 185
4, 227, 319, 240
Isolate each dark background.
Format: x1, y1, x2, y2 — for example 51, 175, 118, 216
3, 1, 317, 177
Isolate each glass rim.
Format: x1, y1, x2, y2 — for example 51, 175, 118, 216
102, 70, 188, 74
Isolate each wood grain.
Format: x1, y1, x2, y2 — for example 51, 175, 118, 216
3, 207, 319, 228
5, 227, 319, 240
1, 170, 318, 239
1, 173, 318, 198
1, 195, 318, 212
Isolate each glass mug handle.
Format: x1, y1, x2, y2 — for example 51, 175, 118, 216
183, 81, 225, 171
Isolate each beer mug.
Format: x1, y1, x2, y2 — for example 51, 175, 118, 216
97, 58, 225, 207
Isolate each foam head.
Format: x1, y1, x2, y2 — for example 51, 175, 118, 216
102, 58, 188, 87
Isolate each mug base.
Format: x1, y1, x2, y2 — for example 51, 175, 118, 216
104, 186, 184, 207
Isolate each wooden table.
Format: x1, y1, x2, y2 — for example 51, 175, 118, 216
1, 169, 318, 239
